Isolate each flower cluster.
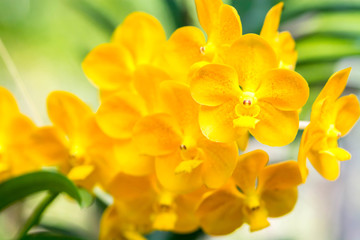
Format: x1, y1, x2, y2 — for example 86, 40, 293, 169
1, 0, 359, 239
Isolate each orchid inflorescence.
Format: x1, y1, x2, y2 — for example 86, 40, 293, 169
1, 0, 359, 239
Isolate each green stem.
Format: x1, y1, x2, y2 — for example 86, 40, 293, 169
17, 192, 59, 240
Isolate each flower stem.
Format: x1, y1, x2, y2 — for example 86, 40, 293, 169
299, 120, 310, 130
17, 192, 59, 239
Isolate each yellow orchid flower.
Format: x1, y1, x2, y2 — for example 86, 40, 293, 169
100, 172, 204, 239
196, 150, 302, 235
29, 91, 118, 190
190, 34, 309, 146
159, 0, 242, 82
100, 204, 149, 240
0, 87, 38, 182
82, 12, 167, 94
260, 2, 297, 70
132, 81, 238, 193
298, 68, 360, 181
95, 92, 154, 178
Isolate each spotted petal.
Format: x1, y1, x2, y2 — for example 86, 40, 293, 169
190, 63, 240, 107
225, 34, 278, 92
256, 69, 309, 111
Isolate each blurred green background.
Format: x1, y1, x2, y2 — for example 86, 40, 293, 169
0, 0, 360, 239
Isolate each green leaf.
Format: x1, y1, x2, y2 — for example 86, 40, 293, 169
295, 61, 336, 84
296, 35, 360, 64
282, 0, 360, 21
21, 232, 84, 240
0, 171, 89, 211
285, 12, 360, 39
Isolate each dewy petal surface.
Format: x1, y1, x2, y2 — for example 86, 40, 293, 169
191, 63, 240, 106
256, 69, 309, 111
133, 113, 183, 156
250, 101, 299, 146
232, 150, 268, 193
334, 94, 360, 136
112, 12, 166, 65
225, 34, 278, 92
199, 100, 238, 143
47, 91, 92, 139
82, 43, 135, 91
96, 92, 147, 139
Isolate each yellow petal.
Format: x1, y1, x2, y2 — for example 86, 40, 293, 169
200, 138, 238, 189
199, 100, 238, 142
78, 116, 114, 151
100, 204, 148, 240
308, 150, 340, 181
160, 26, 207, 82
82, 43, 135, 90
232, 150, 268, 194
278, 31, 297, 70
173, 191, 203, 233
114, 140, 154, 176
47, 91, 92, 138
256, 69, 309, 111
195, 0, 222, 36
28, 127, 69, 167
297, 129, 309, 179
258, 161, 302, 192
0, 87, 19, 130
106, 173, 155, 202
175, 160, 203, 174
160, 81, 201, 138
260, 2, 283, 40
210, 4, 242, 46
314, 68, 351, 105
247, 206, 270, 232
133, 65, 170, 113
133, 113, 182, 156
224, 34, 278, 92
155, 152, 203, 194
196, 189, 244, 235
67, 165, 94, 181
96, 92, 146, 139
190, 63, 240, 106
262, 187, 298, 218
153, 211, 178, 231
320, 147, 351, 161
4, 113, 36, 145
250, 101, 299, 146
112, 12, 166, 65
0, 160, 9, 175
334, 94, 360, 136
236, 131, 249, 152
